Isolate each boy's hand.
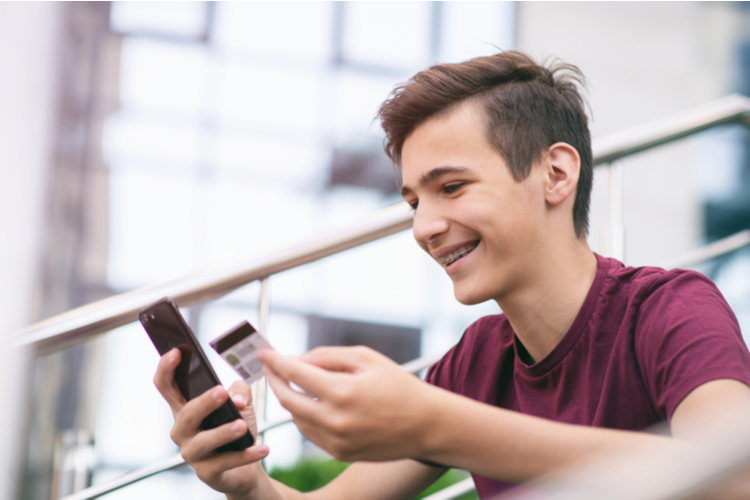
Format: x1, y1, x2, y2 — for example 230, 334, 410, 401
154, 348, 270, 497
259, 346, 439, 463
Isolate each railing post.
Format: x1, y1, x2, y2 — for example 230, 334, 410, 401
52, 430, 96, 499
254, 277, 271, 443
602, 161, 625, 262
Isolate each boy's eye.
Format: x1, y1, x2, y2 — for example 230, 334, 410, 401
443, 182, 464, 194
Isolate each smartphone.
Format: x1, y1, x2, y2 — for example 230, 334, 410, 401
139, 297, 254, 453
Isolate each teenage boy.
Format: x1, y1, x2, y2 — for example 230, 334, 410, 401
154, 51, 750, 499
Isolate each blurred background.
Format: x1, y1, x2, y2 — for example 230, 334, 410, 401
2, 2, 750, 499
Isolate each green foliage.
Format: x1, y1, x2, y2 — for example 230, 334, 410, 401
416, 468, 478, 500
268, 458, 350, 492
268, 458, 478, 499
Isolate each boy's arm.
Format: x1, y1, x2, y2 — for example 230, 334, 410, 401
260, 346, 750, 484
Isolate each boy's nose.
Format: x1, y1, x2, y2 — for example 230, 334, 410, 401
412, 207, 449, 249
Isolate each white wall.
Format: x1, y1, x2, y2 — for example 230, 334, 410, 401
0, 2, 63, 497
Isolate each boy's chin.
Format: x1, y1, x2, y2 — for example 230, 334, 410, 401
453, 286, 493, 306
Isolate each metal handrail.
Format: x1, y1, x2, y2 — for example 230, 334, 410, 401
422, 477, 476, 500
592, 93, 750, 165
13, 94, 750, 354
659, 229, 750, 270
60, 351, 447, 500
15, 202, 413, 355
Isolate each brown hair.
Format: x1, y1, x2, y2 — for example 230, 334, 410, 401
378, 51, 593, 238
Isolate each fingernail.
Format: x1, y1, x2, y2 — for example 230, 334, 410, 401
212, 386, 224, 402
169, 348, 179, 360
231, 393, 247, 406
256, 444, 269, 456
231, 420, 245, 434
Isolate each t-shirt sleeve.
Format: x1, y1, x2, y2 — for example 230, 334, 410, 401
424, 329, 470, 393
635, 270, 750, 421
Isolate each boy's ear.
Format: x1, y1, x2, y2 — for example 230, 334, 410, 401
543, 142, 580, 206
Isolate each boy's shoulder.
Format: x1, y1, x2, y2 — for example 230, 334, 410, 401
570, 253, 714, 302
603, 255, 711, 287
599, 255, 727, 314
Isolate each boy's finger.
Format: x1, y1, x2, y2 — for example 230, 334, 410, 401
195, 444, 270, 485
300, 345, 389, 373
227, 380, 252, 409
264, 368, 319, 421
172, 385, 229, 442
182, 419, 249, 462
153, 348, 187, 414
259, 350, 340, 398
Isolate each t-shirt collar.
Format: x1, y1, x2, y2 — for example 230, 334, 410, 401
514, 253, 612, 377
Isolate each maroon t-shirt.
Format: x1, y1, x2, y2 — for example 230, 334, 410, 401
425, 254, 750, 498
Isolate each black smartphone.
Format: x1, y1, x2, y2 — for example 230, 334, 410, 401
139, 297, 254, 453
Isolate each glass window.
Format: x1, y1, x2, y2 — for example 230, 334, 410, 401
215, 60, 324, 134
103, 111, 203, 169
214, 2, 334, 64
119, 38, 210, 116
328, 69, 402, 143
110, 1, 208, 39
206, 179, 319, 264
342, 2, 431, 70
107, 167, 201, 290
440, 2, 516, 62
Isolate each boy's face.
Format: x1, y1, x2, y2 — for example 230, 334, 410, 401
400, 102, 547, 305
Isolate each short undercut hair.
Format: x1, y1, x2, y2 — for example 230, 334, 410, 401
378, 51, 593, 238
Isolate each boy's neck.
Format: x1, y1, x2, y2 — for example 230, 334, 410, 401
498, 240, 599, 364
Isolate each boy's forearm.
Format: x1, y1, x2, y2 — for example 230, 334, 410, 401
226, 468, 307, 500
419, 379, 750, 484
417, 386, 676, 483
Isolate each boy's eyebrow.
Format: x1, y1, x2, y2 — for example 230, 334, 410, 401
400, 166, 468, 197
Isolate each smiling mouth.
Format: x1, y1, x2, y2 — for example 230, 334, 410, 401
439, 241, 480, 267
